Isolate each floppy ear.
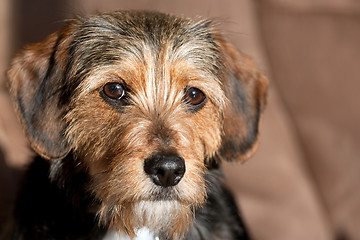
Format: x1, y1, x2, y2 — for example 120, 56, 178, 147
7, 28, 73, 160
217, 39, 268, 162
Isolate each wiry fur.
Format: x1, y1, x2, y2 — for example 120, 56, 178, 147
5, 10, 268, 240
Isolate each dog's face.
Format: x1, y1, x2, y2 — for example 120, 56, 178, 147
7, 11, 267, 239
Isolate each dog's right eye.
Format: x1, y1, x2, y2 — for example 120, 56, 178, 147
102, 82, 125, 100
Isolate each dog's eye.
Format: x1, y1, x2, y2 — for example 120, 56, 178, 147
184, 87, 206, 106
103, 82, 125, 100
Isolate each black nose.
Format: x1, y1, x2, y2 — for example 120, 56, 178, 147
144, 153, 185, 187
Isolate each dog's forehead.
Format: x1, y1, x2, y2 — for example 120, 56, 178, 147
69, 11, 224, 86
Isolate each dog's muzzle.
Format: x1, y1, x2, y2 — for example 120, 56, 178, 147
144, 153, 185, 187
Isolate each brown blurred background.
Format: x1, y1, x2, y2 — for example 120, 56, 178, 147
1, 0, 360, 239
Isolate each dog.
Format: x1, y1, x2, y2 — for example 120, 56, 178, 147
4, 10, 268, 240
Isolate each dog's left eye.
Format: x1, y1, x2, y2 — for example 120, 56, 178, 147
102, 82, 125, 100
184, 87, 206, 106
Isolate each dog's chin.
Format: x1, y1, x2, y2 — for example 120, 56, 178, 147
136, 200, 194, 239
102, 199, 194, 239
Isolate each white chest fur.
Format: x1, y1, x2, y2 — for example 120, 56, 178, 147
103, 228, 159, 240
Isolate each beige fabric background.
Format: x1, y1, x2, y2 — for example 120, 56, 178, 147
1, 0, 359, 239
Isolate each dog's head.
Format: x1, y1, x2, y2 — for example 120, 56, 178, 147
7, 11, 267, 238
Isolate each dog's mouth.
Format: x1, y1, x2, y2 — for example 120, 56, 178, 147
147, 186, 183, 202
